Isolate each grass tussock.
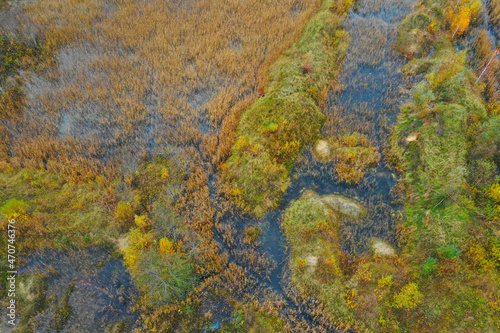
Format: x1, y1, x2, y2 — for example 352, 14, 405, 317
314, 132, 380, 184
221, 0, 350, 217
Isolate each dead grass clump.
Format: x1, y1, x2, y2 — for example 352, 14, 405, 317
314, 132, 380, 184
244, 227, 262, 244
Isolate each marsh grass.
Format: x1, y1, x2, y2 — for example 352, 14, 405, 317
280, 0, 500, 330
0, 0, 323, 176
388, 0, 500, 330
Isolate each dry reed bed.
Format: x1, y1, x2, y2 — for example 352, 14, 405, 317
1, 0, 322, 176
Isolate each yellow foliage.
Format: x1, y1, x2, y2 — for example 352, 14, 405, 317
467, 243, 495, 271
487, 183, 500, 202
488, 294, 500, 312
428, 20, 438, 33
379, 315, 400, 331
280, 140, 300, 156
345, 289, 358, 309
322, 255, 341, 276
446, 0, 482, 37
486, 102, 500, 115
377, 275, 393, 290
124, 228, 153, 273
0, 199, 28, 221
159, 238, 175, 256
357, 262, 373, 282
160, 167, 170, 180
392, 283, 423, 309
232, 187, 242, 198
134, 214, 150, 230
115, 201, 134, 228
296, 258, 307, 273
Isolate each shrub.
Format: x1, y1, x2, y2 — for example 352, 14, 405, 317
135, 251, 195, 306
487, 183, 500, 202
134, 214, 150, 231
123, 228, 154, 272
357, 262, 373, 282
421, 257, 438, 276
466, 243, 494, 271
392, 283, 423, 309
244, 227, 262, 243
0, 198, 28, 220
114, 201, 134, 230
396, 12, 433, 59
437, 245, 461, 259
159, 238, 175, 256
377, 275, 393, 290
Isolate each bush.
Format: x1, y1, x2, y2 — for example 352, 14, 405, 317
487, 183, 500, 202
437, 245, 461, 259
244, 227, 262, 243
114, 201, 134, 231
377, 275, 393, 290
421, 257, 438, 276
135, 251, 195, 306
392, 283, 423, 309
134, 214, 150, 231
1, 198, 28, 220
396, 12, 433, 59
159, 238, 175, 256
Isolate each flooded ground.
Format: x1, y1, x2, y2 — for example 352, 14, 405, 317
1, 247, 138, 332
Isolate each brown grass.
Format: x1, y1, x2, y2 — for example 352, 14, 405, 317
2, 0, 322, 174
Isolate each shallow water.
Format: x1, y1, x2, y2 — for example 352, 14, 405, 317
1, 247, 138, 332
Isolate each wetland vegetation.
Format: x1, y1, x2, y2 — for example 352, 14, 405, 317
0, 0, 499, 332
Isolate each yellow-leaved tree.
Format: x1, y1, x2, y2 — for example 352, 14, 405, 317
446, 0, 482, 37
